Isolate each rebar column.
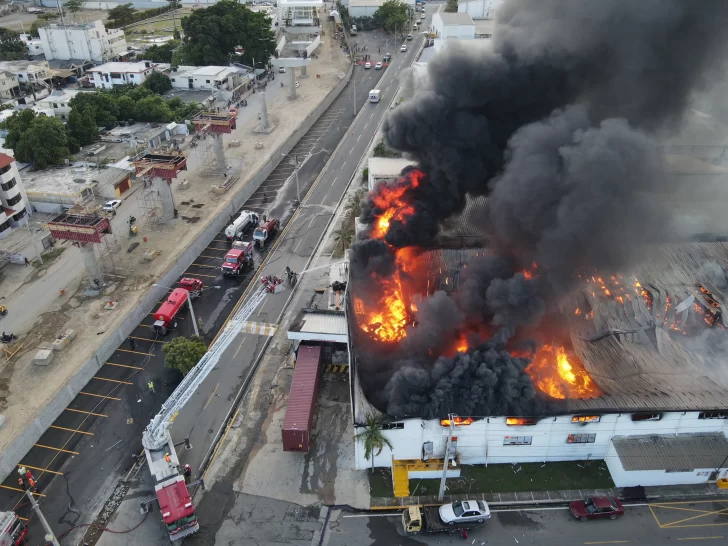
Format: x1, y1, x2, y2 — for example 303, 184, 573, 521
80, 244, 104, 289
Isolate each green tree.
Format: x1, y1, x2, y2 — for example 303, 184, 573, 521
69, 92, 119, 128
134, 95, 173, 121
67, 109, 98, 146
116, 95, 136, 120
107, 3, 137, 29
142, 71, 172, 94
0, 28, 28, 61
4, 110, 38, 151
445, 0, 458, 13
162, 336, 207, 376
332, 226, 352, 255
64, 0, 85, 17
178, 0, 276, 66
372, 0, 408, 34
144, 40, 180, 63
354, 414, 393, 473
15, 116, 71, 169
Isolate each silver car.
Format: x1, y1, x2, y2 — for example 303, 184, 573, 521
439, 500, 491, 525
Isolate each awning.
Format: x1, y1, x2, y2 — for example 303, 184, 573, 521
287, 309, 348, 343
51, 69, 75, 78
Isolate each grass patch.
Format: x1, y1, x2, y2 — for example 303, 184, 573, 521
32, 246, 66, 269
369, 461, 614, 498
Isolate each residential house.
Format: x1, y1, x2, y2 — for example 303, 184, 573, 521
168, 65, 246, 91
87, 61, 159, 89
0, 73, 21, 102
0, 153, 31, 237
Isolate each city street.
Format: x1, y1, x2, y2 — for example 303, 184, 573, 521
326, 501, 728, 546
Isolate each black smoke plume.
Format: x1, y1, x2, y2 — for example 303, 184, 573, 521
352, 0, 728, 418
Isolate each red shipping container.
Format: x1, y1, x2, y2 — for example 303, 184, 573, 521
281, 345, 322, 452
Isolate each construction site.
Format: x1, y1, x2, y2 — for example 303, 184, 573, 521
0, 11, 350, 533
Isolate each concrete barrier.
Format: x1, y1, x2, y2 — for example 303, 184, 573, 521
0, 61, 355, 482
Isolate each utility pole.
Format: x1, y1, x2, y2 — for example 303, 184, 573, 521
25, 490, 61, 546
438, 414, 454, 501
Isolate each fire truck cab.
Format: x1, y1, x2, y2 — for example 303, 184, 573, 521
253, 218, 279, 249
152, 288, 189, 335
0, 511, 28, 546
178, 277, 203, 299
221, 241, 253, 275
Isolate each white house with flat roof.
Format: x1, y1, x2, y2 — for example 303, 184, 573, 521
36, 89, 84, 121
430, 12, 476, 53
39, 21, 127, 63
367, 157, 417, 192
347, 0, 415, 18
87, 61, 159, 89
458, 0, 504, 19
168, 66, 245, 91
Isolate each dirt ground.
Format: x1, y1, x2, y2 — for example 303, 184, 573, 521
0, 9, 109, 32
0, 14, 349, 456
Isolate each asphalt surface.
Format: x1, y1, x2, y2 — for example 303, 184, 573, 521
327, 501, 728, 546
0, 36, 413, 546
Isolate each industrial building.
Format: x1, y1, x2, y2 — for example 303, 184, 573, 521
430, 12, 477, 54
367, 157, 416, 192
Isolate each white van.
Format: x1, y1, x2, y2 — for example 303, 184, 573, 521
369, 90, 381, 103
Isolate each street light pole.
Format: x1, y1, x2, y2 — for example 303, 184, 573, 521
294, 156, 301, 204
438, 414, 454, 501
25, 490, 61, 546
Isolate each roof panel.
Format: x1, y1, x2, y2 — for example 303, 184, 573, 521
612, 433, 728, 471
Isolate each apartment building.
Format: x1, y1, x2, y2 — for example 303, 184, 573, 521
0, 153, 31, 238
39, 20, 127, 63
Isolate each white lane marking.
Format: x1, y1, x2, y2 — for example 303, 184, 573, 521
294, 238, 304, 252
357, 134, 362, 142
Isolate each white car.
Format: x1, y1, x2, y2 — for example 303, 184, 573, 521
421, 14, 425, 20
407, 33, 413, 40
364, 61, 371, 69
102, 199, 122, 212
375, 61, 383, 70
439, 500, 491, 525
400, 44, 407, 52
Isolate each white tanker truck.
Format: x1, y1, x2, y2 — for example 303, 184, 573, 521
225, 211, 259, 241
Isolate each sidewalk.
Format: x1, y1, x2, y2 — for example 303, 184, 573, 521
371, 482, 728, 509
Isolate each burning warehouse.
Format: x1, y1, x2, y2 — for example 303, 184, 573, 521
346, 0, 728, 488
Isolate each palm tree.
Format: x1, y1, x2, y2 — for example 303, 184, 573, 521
354, 413, 393, 473
332, 226, 352, 255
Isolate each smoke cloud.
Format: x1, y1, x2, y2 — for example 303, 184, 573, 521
351, 0, 728, 418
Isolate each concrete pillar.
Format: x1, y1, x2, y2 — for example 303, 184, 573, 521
261, 90, 270, 131
288, 68, 297, 100
213, 134, 226, 173
155, 177, 176, 221
80, 244, 104, 289
300, 64, 307, 78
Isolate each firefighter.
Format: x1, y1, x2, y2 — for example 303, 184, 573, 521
164, 453, 172, 463
182, 464, 192, 482
148, 381, 155, 394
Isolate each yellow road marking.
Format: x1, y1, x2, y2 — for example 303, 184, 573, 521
661, 507, 728, 528
105, 361, 144, 370
129, 335, 166, 343
18, 516, 28, 521
677, 538, 724, 541
116, 349, 153, 356
79, 391, 121, 401
20, 464, 63, 476
232, 338, 246, 360
0, 484, 45, 497
199, 254, 223, 259
92, 377, 132, 385
203, 383, 219, 410
35, 444, 80, 455
65, 408, 108, 418
191, 263, 219, 268
51, 425, 93, 435
205, 246, 229, 250
183, 272, 217, 278
651, 505, 721, 515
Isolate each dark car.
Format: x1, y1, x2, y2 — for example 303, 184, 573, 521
569, 497, 624, 521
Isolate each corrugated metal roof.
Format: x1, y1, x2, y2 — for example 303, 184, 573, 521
612, 433, 728, 471
281, 345, 322, 431
299, 312, 347, 335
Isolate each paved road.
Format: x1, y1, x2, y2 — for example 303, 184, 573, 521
327, 501, 728, 546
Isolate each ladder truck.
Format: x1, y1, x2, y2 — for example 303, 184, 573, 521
141, 285, 273, 541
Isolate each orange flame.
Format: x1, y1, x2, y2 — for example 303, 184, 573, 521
370, 170, 423, 239
506, 417, 537, 426
441, 416, 474, 426
526, 344, 602, 400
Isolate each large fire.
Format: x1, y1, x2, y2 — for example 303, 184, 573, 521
370, 169, 423, 239
526, 344, 603, 400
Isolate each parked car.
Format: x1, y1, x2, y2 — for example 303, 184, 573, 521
375, 61, 383, 70
569, 497, 625, 522
400, 44, 408, 52
364, 61, 371, 69
383, 53, 392, 62
438, 500, 491, 525
102, 199, 122, 213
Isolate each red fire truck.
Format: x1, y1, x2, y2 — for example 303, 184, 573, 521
221, 241, 253, 276
0, 511, 28, 546
253, 218, 279, 249
151, 278, 203, 335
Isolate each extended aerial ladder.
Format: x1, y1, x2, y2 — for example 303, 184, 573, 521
141, 285, 271, 541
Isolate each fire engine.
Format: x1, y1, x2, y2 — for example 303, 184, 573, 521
253, 218, 279, 249
221, 241, 253, 275
151, 278, 203, 335
142, 283, 277, 540
0, 511, 27, 546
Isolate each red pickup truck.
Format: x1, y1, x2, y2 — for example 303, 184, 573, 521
221, 241, 253, 275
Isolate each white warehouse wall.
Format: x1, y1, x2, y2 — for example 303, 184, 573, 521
354, 412, 728, 470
